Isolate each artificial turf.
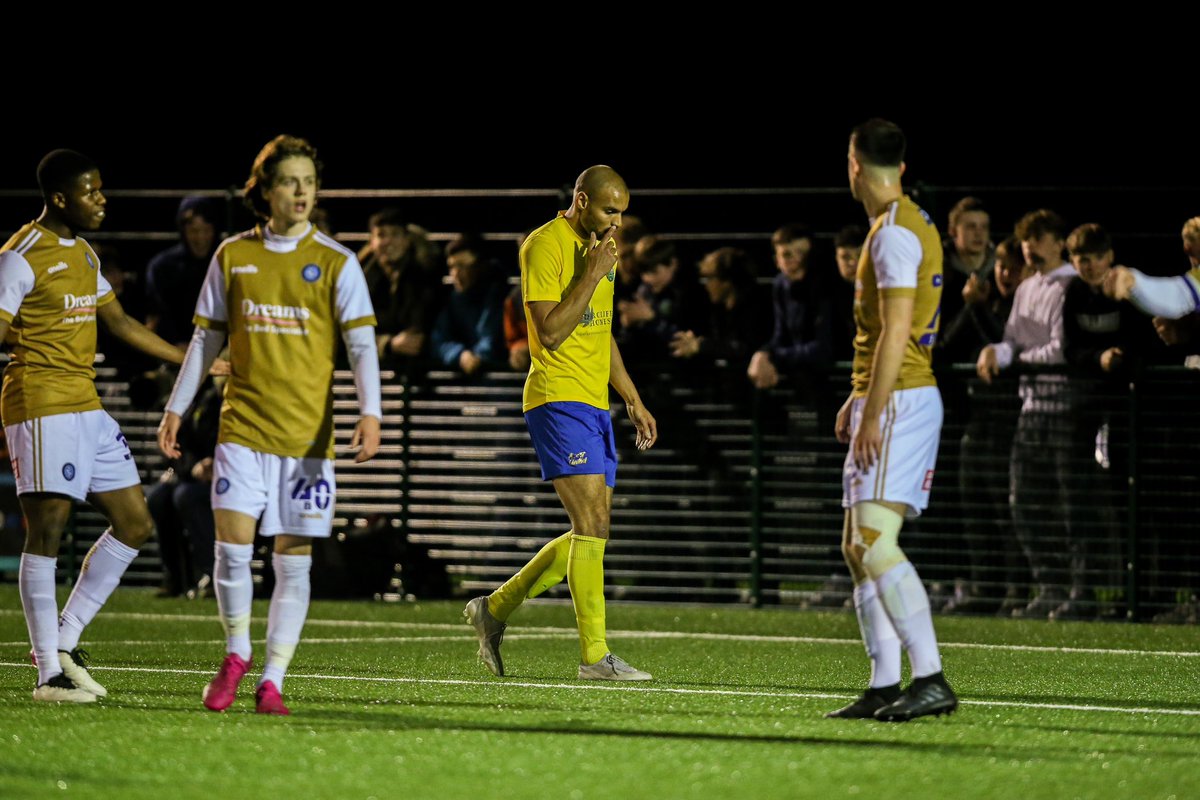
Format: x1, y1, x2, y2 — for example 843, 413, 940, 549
1, 585, 1196, 799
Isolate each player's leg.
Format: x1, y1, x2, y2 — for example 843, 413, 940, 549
53, 483, 154, 696
253, 455, 332, 714
9, 414, 99, 702
859, 389, 955, 721
202, 444, 267, 711
825, 508, 903, 718
19, 493, 95, 701
255, 534, 313, 716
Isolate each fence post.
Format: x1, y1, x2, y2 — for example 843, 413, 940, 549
750, 388, 764, 608
1125, 375, 1139, 621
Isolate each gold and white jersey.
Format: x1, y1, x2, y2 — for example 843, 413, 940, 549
0, 221, 115, 425
194, 223, 376, 458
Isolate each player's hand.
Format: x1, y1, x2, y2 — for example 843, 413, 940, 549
835, 395, 854, 444
209, 358, 231, 376
852, 414, 882, 470
350, 415, 381, 463
1104, 266, 1136, 301
586, 225, 619, 279
1153, 316, 1182, 345
157, 412, 183, 459
627, 401, 658, 451
976, 345, 999, 384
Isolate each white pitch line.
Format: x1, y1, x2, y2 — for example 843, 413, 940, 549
1, 661, 1197, 718
1, 609, 1196, 658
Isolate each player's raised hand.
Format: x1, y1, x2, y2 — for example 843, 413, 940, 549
586, 225, 619, 278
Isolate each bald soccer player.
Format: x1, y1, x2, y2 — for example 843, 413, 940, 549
464, 166, 658, 681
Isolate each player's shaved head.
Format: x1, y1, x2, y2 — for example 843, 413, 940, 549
574, 165, 627, 199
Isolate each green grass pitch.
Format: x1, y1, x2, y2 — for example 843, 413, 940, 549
1, 585, 1197, 799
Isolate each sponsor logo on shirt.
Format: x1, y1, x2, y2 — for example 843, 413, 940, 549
567, 451, 588, 466
48, 262, 68, 275
231, 265, 259, 274
61, 293, 97, 324
241, 298, 312, 335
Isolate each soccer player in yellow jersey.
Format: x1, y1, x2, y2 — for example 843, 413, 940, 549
0, 150, 201, 703
158, 136, 382, 715
464, 166, 658, 680
826, 120, 957, 721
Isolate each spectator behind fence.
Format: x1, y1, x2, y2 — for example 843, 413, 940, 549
669, 247, 771, 369
617, 236, 708, 362
832, 224, 867, 361
747, 223, 836, 389
430, 233, 506, 375
1062, 223, 1150, 617
977, 209, 1082, 620
943, 237, 1031, 615
148, 376, 223, 598
937, 198, 994, 363
145, 197, 221, 348
504, 284, 530, 372
360, 208, 441, 367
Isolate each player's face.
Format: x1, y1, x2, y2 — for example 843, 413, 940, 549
952, 211, 990, 257
1071, 250, 1114, 287
370, 224, 411, 265
579, 186, 629, 237
774, 238, 811, 281
835, 246, 860, 283
1021, 233, 1063, 270
58, 170, 107, 232
183, 214, 216, 259
265, 156, 318, 230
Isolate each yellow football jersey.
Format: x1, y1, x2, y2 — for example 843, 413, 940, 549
0, 222, 115, 425
520, 214, 616, 412
194, 224, 376, 459
851, 196, 943, 396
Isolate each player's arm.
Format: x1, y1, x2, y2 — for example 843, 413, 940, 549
97, 297, 186, 364
0, 250, 35, 349
527, 226, 618, 351
158, 255, 228, 458
854, 293, 913, 469
853, 225, 921, 469
609, 336, 657, 450
336, 255, 383, 463
1106, 266, 1200, 319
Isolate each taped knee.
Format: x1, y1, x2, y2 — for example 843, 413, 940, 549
853, 502, 906, 580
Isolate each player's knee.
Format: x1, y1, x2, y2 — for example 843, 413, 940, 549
114, 515, 155, 549
852, 502, 907, 580
573, 510, 609, 539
